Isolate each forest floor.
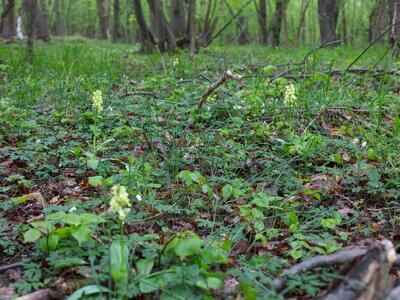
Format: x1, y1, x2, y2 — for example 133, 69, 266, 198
0, 39, 400, 299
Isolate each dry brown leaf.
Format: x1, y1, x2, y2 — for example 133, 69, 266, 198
23, 192, 45, 207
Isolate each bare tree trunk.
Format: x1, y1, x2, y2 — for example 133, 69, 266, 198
188, 0, 196, 56
369, 0, 386, 43
296, 0, 311, 46
0, 0, 16, 39
53, 0, 62, 36
113, 0, 122, 41
96, 0, 110, 40
237, 15, 250, 44
318, 0, 339, 44
255, 0, 267, 45
133, 0, 156, 52
25, 0, 35, 61
170, 0, 185, 39
390, 0, 400, 56
341, 0, 347, 43
147, 0, 176, 51
202, 0, 217, 45
36, 0, 50, 42
271, 0, 289, 47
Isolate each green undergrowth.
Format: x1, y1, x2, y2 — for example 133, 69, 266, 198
0, 40, 399, 299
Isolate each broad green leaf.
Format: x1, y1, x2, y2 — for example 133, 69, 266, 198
63, 214, 81, 226
24, 228, 41, 242
46, 211, 67, 221
174, 237, 203, 257
241, 281, 257, 300
71, 225, 92, 245
67, 285, 109, 300
207, 277, 222, 289
139, 277, 160, 293
54, 227, 71, 238
87, 159, 99, 170
221, 184, 233, 199
110, 239, 129, 284
136, 259, 154, 275
39, 234, 59, 252
88, 176, 103, 187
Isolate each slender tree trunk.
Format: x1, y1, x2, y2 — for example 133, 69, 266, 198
256, 0, 267, 45
113, 0, 122, 41
237, 15, 250, 44
296, 0, 311, 46
53, 0, 62, 36
390, 0, 400, 56
188, 0, 196, 56
147, 0, 176, 51
0, 0, 16, 39
170, 0, 185, 39
202, 0, 217, 45
369, 0, 386, 43
36, 0, 50, 42
271, 0, 289, 47
341, 0, 347, 43
25, 0, 35, 61
96, 0, 110, 40
318, 0, 339, 44
133, 0, 155, 52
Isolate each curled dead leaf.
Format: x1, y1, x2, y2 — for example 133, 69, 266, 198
23, 192, 45, 207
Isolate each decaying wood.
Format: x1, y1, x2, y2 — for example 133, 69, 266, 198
197, 70, 242, 109
323, 240, 397, 300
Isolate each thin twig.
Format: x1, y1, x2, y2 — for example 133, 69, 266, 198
197, 70, 243, 109
346, 20, 400, 71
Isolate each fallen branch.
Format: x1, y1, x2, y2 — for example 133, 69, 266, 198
273, 240, 400, 296
273, 247, 367, 292
0, 262, 23, 273
197, 70, 242, 109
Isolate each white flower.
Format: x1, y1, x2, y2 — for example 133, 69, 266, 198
136, 194, 142, 202
68, 206, 77, 213
361, 141, 367, 148
352, 138, 360, 145
92, 90, 103, 112
109, 184, 131, 221
284, 83, 297, 105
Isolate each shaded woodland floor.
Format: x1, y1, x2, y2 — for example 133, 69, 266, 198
0, 40, 400, 299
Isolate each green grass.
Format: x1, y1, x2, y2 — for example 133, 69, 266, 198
0, 40, 399, 299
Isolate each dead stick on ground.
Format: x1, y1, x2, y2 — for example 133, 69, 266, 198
273, 248, 368, 292
273, 243, 400, 293
197, 70, 242, 109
